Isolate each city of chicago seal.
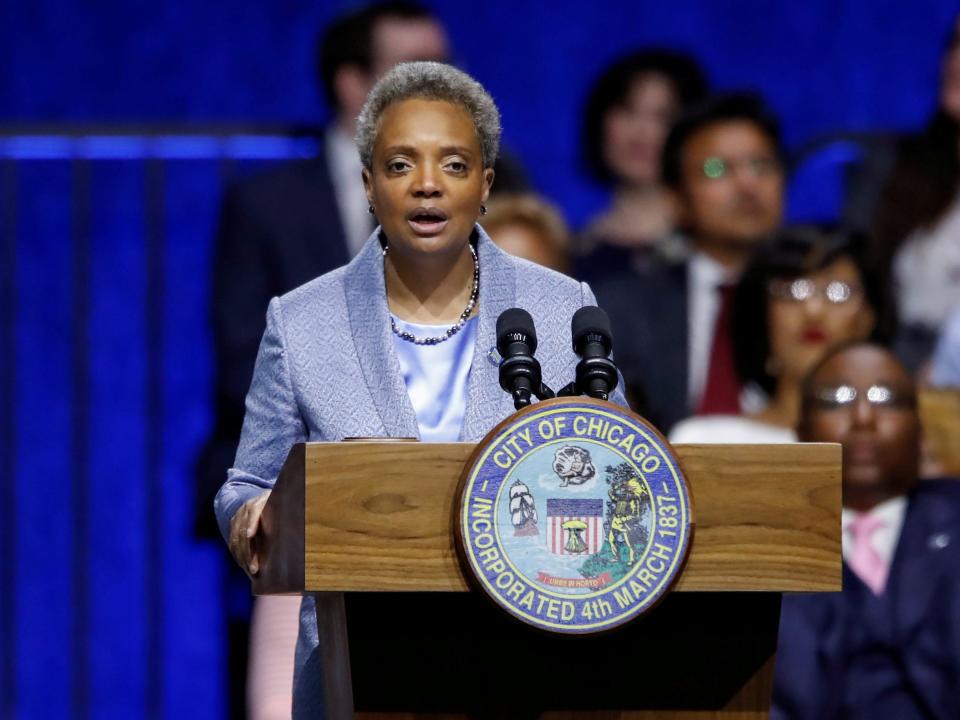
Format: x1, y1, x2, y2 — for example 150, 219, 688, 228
456, 397, 693, 634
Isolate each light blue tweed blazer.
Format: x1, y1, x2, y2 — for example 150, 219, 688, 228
214, 224, 626, 715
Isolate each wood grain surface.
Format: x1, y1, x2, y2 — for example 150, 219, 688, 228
254, 441, 840, 595
919, 388, 960, 474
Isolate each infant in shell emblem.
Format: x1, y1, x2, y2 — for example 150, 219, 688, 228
552, 445, 596, 487
458, 399, 692, 634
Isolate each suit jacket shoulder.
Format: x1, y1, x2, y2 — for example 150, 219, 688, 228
589, 257, 689, 431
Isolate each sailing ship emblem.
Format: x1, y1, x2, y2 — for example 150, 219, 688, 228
509, 480, 539, 536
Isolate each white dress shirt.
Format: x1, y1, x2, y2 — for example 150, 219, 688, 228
841, 495, 908, 567
668, 415, 796, 444
325, 127, 371, 259
894, 194, 960, 330
687, 251, 739, 408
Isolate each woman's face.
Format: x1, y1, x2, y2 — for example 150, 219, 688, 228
363, 98, 494, 261
767, 256, 876, 383
602, 73, 679, 186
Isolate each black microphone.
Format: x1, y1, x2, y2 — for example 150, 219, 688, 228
572, 306, 619, 401
497, 308, 543, 410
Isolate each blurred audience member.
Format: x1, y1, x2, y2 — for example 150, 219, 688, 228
578, 50, 708, 280
930, 304, 960, 386
773, 342, 960, 720
594, 94, 784, 432
670, 226, 890, 443
869, 16, 960, 369
482, 193, 571, 273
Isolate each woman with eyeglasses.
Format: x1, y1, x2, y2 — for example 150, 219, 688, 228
669, 226, 893, 443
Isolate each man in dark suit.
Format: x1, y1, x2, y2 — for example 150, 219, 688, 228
591, 94, 784, 433
773, 342, 960, 719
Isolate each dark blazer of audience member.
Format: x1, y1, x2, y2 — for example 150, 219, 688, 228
731, 226, 894, 428
192, 1, 526, 536
773, 342, 960, 720
577, 50, 708, 281
592, 94, 784, 433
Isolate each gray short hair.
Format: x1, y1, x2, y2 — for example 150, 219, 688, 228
355, 61, 502, 170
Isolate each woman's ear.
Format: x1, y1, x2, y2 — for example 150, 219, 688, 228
362, 167, 374, 206
481, 168, 495, 204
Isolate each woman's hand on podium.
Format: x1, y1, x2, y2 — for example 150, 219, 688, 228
229, 491, 271, 577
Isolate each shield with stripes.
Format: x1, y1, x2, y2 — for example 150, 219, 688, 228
546, 498, 604, 556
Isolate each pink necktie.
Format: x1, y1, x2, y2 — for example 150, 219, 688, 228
847, 513, 888, 595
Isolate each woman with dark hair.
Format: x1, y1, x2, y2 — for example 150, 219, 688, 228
669, 226, 888, 443
578, 50, 708, 279
871, 16, 960, 368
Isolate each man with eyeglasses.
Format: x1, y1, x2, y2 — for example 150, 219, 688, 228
773, 341, 960, 719
593, 93, 784, 433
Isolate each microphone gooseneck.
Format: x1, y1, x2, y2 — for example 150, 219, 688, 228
571, 306, 619, 401
496, 308, 545, 410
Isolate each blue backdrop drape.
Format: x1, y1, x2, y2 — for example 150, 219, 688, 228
1, 1, 957, 717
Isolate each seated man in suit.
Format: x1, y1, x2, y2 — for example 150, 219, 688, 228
773, 341, 960, 719
591, 94, 784, 433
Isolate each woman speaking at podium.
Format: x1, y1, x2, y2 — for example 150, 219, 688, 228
214, 61, 624, 714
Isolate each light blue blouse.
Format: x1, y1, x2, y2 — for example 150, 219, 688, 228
391, 315, 478, 442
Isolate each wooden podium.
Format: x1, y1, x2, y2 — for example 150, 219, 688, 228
253, 440, 841, 719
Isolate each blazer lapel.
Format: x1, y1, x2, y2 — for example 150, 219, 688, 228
343, 230, 419, 438
461, 227, 517, 440
891, 490, 955, 637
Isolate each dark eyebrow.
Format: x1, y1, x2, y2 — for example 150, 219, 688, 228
381, 145, 476, 158
439, 145, 475, 157
381, 145, 418, 157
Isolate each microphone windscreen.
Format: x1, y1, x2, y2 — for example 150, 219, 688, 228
572, 306, 612, 352
496, 308, 538, 355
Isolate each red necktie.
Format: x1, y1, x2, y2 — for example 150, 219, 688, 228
696, 283, 740, 415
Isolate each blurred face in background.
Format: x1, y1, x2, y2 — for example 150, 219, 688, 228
800, 345, 920, 512
370, 16, 449, 77
940, 31, 960, 121
336, 16, 449, 125
680, 120, 784, 251
487, 221, 568, 273
602, 73, 680, 187
767, 256, 876, 384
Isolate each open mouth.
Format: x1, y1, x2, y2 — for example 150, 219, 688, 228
407, 207, 449, 235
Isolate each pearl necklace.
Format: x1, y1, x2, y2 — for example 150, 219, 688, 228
387, 242, 479, 346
